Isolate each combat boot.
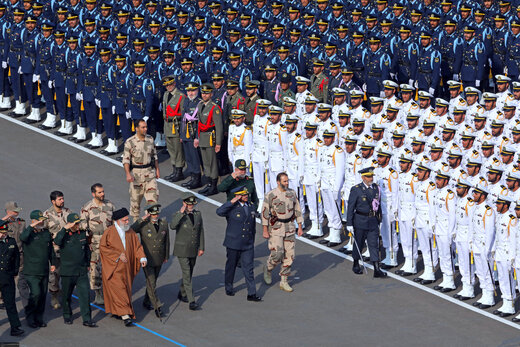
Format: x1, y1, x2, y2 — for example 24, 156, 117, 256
171, 167, 184, 182
279, 276, 293, 292
94, 289, 104, 305
165, 166, 176, 181
203, 179, 219, 196
186, 174, 202, 189
263, 265, 272, 285
50, 291, 61, 309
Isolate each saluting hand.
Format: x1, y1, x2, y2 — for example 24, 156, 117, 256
231, 196, 241, 204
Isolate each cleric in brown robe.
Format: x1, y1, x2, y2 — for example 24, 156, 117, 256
100, 208, 147, 326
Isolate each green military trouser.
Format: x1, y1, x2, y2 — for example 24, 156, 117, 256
200, 147, 218, 179
178, 257, 197, 303
25, 274, 48, 324
143, 265, 163, 309
61, 274, 91, 322
0, 276, 21, 329
166, 135, 185, 167
15, 252, 30, 307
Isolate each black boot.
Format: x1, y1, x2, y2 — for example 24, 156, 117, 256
171, 167, 184, 182
198, 182, 211, 195
181, 175, 193, 187
164, 166, 176, 181
373, 262, 387, 278
187, 173, 202, 189
352, 260, 363, 275
203, 179, 219, 196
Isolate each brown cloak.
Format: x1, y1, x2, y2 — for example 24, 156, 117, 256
100, 225, 145, 318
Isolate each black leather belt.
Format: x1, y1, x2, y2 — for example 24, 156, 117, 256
356, 211, 376, 217
132, 163, 152, 169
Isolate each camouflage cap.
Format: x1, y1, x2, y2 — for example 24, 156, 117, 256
5, 201, 21, 213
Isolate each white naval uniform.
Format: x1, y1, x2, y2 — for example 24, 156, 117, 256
397, 170, 418, 273
318, 143, 345, 243
251, 113, 270, 205
303, 136, 324, 236
266, 121, 288, 190
375, 164, 399, 266
287, 131, 305, 218
492, 212, 517, 310
454, 195, 476, 298
470, 203, 496, 306
227, 123, 253, 170
414, 180, 439, 281
433, 186, 457, 289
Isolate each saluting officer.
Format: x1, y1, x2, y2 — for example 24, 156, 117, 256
216, 186, 262, 301
0, 220, 24, 336
346, 167, 387, 278
170, 193, 204, 311
132, 204, 169, 318
54, 213, 97, 327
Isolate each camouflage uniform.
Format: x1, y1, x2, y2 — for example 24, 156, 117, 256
44, 206, 71, 302
261, 187, 303, 277
6, 217, 30, 306
122, 134, 159, 220
80, 199, 115, 291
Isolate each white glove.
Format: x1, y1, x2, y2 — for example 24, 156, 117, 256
346, 226, 354, 234
390, 72, 396, 80
125, 111, 131, 119
95, 98, 101, 107
65, 87, 68, 94
112, 106, 115, 113
504, 66, 509, 74
408, 79, 414, 86
17, 66, 21, 74
379, 90, 385, 98
158, 103, 162, 111
76, 92, 83, 101
2, 61, 7, 69
452, 74, 458, 81
414, 80, 418, 88
488, 58, 492, 68
428, 87, 435, 95
143, 116, 149, 122
32, 74, 39, 83
48, 80, 53, 89
362, 83, 367, 92
475, 80, 480, 87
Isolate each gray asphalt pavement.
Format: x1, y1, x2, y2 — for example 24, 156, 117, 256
0, 115, 519, 347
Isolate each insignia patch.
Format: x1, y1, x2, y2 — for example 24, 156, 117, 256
147, 85, 153, 90
478, 49, 483, 53
434, 57, 440, 63
291, 70, 296, 76
412, 49, 417, 54
385, 60, 389, 66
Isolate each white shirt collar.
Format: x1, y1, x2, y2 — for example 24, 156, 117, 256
115, 222, 126, 250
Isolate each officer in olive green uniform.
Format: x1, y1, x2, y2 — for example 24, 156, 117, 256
310, 60, 329, 103
170, 193, 204, 311
0, 220, 24, 336
197, 83, 224, 196
132, 204, 170, 318
218, 159, 258, 208
243, 80, 260, 125
278, 73, 296, 107
162, 75, 186, 183
20, 210, 55, 329
223, 80, 246, 127
54, 213, 97, 327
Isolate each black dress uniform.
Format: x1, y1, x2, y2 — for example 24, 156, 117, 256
346, 168, 386, 278
20, 210, 55, 328
0, 221, 24, 336
216, 187, 261, 301
132, 204, 170, 317
53, 213, 96, 327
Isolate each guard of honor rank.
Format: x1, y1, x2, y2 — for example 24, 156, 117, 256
8, 0, 520, 328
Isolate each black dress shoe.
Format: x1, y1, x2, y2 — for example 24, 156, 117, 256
413, 277, 423, 283
327, 242, 340, 247
433, 285, 443, 291
10, 327, 24, 336
380, 264, 395, 270
24, 119, 38, 124
308, 235, 320, 240
143, 302, 154, 310
459, 296, 473, 301
64, 318, 73, 325
318, 240, 329, 245
400, 271, 415, 277
512, 317, 520, 322
492, 309, 501, 315
177, 291, 188, 303
38, 322, 47, 328
362, 256, 370, 262
155, 308, 165, 318
225, 290, 235, 296
453, 293, 461, 299
394, 269, 404, 275
39, 124, 54, 130
73, 138, 87, 144
189, 302, 200, 311
421, 280, 434, 285
479, 303, 492, 309
440, 287, 455, 293
352, 260, 363, 275
123, 318, 133, 327
472, 301, 481, 307
28, 322, 38, 328
83, 321, 97, 327
337, 248, 347, 253
247, 294, 262, 302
